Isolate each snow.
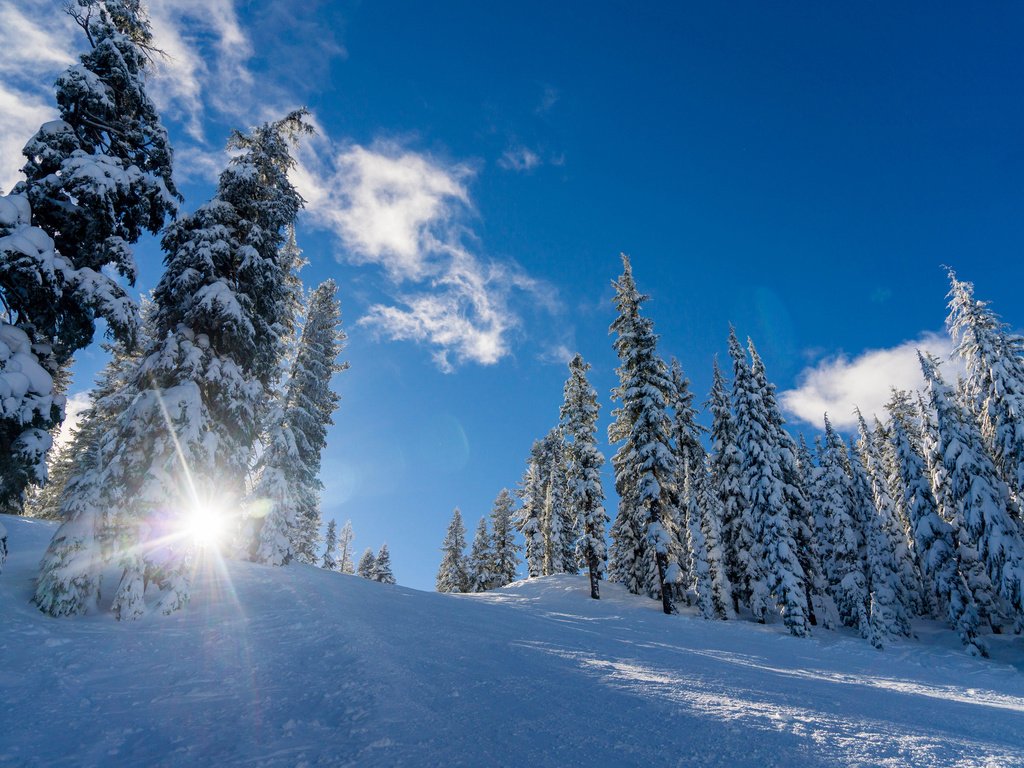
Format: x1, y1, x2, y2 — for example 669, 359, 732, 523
3, 514, 1024, 766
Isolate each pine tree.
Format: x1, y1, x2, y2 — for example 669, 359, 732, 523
337, 520, 356, 575
489, 489, 520, 588
436, 508, 469, 593
34, 112, 311, 619
667, 358, 704, 602
921, 353, 1024, 630
468, 517, 496, 592
542, 432, 570, 575
608, 254, 677, 614
708, 356, 746, 613
559, 354, 607, 599
3, 2, 178, 512
947, 270, 1024, 505
515, 440, 547, 578
688, 457, 734, 619
321, 519, 338, 571
819, 416, 869, 636
371, 544, 396, 584
887, 398, 985, 655
356, 548, 376, 579
729, 333, 809, 636
847, 431, 912, 647
254, 279, 347, 565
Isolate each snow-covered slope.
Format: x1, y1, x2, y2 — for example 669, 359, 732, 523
2, 515, 1024, 767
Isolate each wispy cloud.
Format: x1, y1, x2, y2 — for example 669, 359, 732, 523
498, 145, 542, 173
146, 0, 254, 140
779, 331, 965, 430
0, 1, 77, 192
294, 135, 555, 371
536, 85, 559, 115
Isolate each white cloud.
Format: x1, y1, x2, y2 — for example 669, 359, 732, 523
55, 392, 91, 450
146, 0, 254, 139
498, 146, 542, 173
0, 2, 77, 192
780, 332, 966, 430
295, 136, 553, 370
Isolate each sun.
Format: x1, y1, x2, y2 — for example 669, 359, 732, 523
181, 506, 228, 548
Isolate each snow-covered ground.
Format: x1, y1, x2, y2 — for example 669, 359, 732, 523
3, 515, 1024, 767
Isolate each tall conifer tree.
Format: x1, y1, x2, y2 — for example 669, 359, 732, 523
608, 255, 677, 614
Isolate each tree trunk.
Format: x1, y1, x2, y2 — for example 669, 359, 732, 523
651, 499, 676, 615
588, 552, 601, 600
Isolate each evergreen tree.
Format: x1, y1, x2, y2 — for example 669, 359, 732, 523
921, 353, 1024, 630
688, 457, 734, 619
3, 1, 178, 513
34, 112, 311, 619
489, 489, 520, 588
729, 333, 809, 636
515, 440, 547, 578
337, 520, 356, 575
857, 411, 923, 620
321, 519, 337, 571
371, 544, 396, 584
254, 279, 347, 565
667, 358, 704, 602
468, 517, 496, 592
847, 431, 912, 646
708, 356, 746, 613
559, 354, 607, 599
819, 416, 869, 636
607, 254, 677, 614
947, 270, 1024, 504
919, 386, 1003, 631
888, 398, 985, 655
356, 548, 376, 579
541, 432, 571, 575
436, 508, 469, 593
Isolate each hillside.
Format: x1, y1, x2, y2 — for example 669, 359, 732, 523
2, 515, 1024, 767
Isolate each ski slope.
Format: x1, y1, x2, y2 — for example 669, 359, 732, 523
2, 514, 1024, 767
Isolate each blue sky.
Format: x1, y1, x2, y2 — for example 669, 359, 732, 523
5, 1, 1024, 590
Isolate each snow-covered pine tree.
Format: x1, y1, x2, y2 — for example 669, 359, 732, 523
708, 356, 746, 614
692, 456, 733, 618
608, 254, 677, 614
0, 197, 65, 515
541, 430, 571, 576
34, 112, 311, 619
322, 519, 337, 571
857, 411, 923, 621
4, 1, 179, 513
920, 352, 1024, 630
667, 358, 704, 602
371, 544, 396, 585
918, 385, 1003, 631
887, 398, 985, 655
515, 440, 547, 578
819, 416, 869, 637
847, 431, 912, 647
729, 333, 809, 636
851, 415, 917, 638
489, 489, 520, 588
337, 520, 355, 575
436, 508, 469, 593
947, 270, 1024, 505
468, 517, 496, 592
559, 354, 607, 599
356, 548, 376, 579
750, 343, 824, 629
254, 279, 347, 565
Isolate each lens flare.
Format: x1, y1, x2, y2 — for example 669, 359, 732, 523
182, 506, 227, 548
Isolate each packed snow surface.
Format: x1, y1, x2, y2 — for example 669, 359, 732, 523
3, 515, 1024, 767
